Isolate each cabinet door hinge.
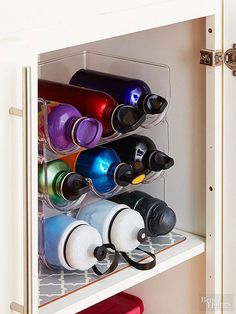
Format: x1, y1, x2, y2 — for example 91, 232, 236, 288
200, 44, 236, 76
200, 49, 223, 67
224, 44, 236, 76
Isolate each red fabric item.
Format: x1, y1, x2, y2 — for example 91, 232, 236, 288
77, 292, 144, 314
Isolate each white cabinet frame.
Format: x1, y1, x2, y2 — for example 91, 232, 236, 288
2, 1, 224, 313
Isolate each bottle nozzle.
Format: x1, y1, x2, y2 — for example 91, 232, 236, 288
112, 105, 145, 134
61, 173, 90, 201
115, 164, 145, 187
94, 245, 107, 261
147, 150, 174, 172
141, 94, 168, 115
137, 228, 147, 243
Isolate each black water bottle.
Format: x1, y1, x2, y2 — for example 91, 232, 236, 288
104, 134, 174, 175
110, 190, 176, 237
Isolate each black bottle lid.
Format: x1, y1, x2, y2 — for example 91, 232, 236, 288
146, 150, 174, 172
148, 203, 176, 236
140, 94, 168, 115
109, 190, 176, 237
94, 245, 107, 261
112, 105, 146, 134
61, 173, 90, 201
135, 196, 176, 237
115, 164, 145, 187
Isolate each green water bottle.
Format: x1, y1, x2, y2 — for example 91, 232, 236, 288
38, 160, 90, 210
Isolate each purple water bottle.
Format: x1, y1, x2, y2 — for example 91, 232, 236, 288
38, 99, 103, 154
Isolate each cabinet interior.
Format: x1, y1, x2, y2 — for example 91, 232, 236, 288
38, 16, 206, 311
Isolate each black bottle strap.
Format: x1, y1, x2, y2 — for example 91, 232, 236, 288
121, 248, 156, 270
92, 243, 120, 276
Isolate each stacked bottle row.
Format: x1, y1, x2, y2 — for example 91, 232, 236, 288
39, 191, 176, 273
38, 67, 176, 275
39, 134, 174, 210
38, 69, 168, 155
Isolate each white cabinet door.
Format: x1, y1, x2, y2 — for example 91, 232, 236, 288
223, 0, 236, 312
0, 40, 24, 314
0, 40, 38, 314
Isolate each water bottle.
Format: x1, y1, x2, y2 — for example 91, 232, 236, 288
38, 79, 145, 138
38, 99, 103, 154
38, 159, 90, 210
76, 200, 156, 270
69, 69, 168, 126
104, 134, 174, 177
61, 147, 145, 195
39, 214, 119, 274
110, 190, 176, 237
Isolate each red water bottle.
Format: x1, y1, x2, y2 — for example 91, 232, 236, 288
38, 79, 145, 137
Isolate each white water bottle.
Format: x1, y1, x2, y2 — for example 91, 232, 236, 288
76, 200, 147, 252
76, 200, 156, 271
39, 214, 108, 271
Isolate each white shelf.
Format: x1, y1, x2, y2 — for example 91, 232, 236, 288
39, 229, 205, 314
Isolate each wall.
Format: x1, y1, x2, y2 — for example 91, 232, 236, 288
40, 17, 206, 236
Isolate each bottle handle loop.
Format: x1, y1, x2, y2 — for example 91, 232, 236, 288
121, 248, 156, 270
92, 244, 120, 276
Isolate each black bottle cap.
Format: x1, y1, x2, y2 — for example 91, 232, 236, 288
135, 196, 176, 237
61, 173, 90, 201
115, 164, 145, 187
109, 190, 176, 237
94, 245, 107, 261
148, 204, 176, 236
112, 105, 146, 134
141, 94, 168, 115
147, 150, 174, 172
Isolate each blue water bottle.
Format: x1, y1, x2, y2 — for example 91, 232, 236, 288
62, 147, 145, 195
70, 69, 168, 118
